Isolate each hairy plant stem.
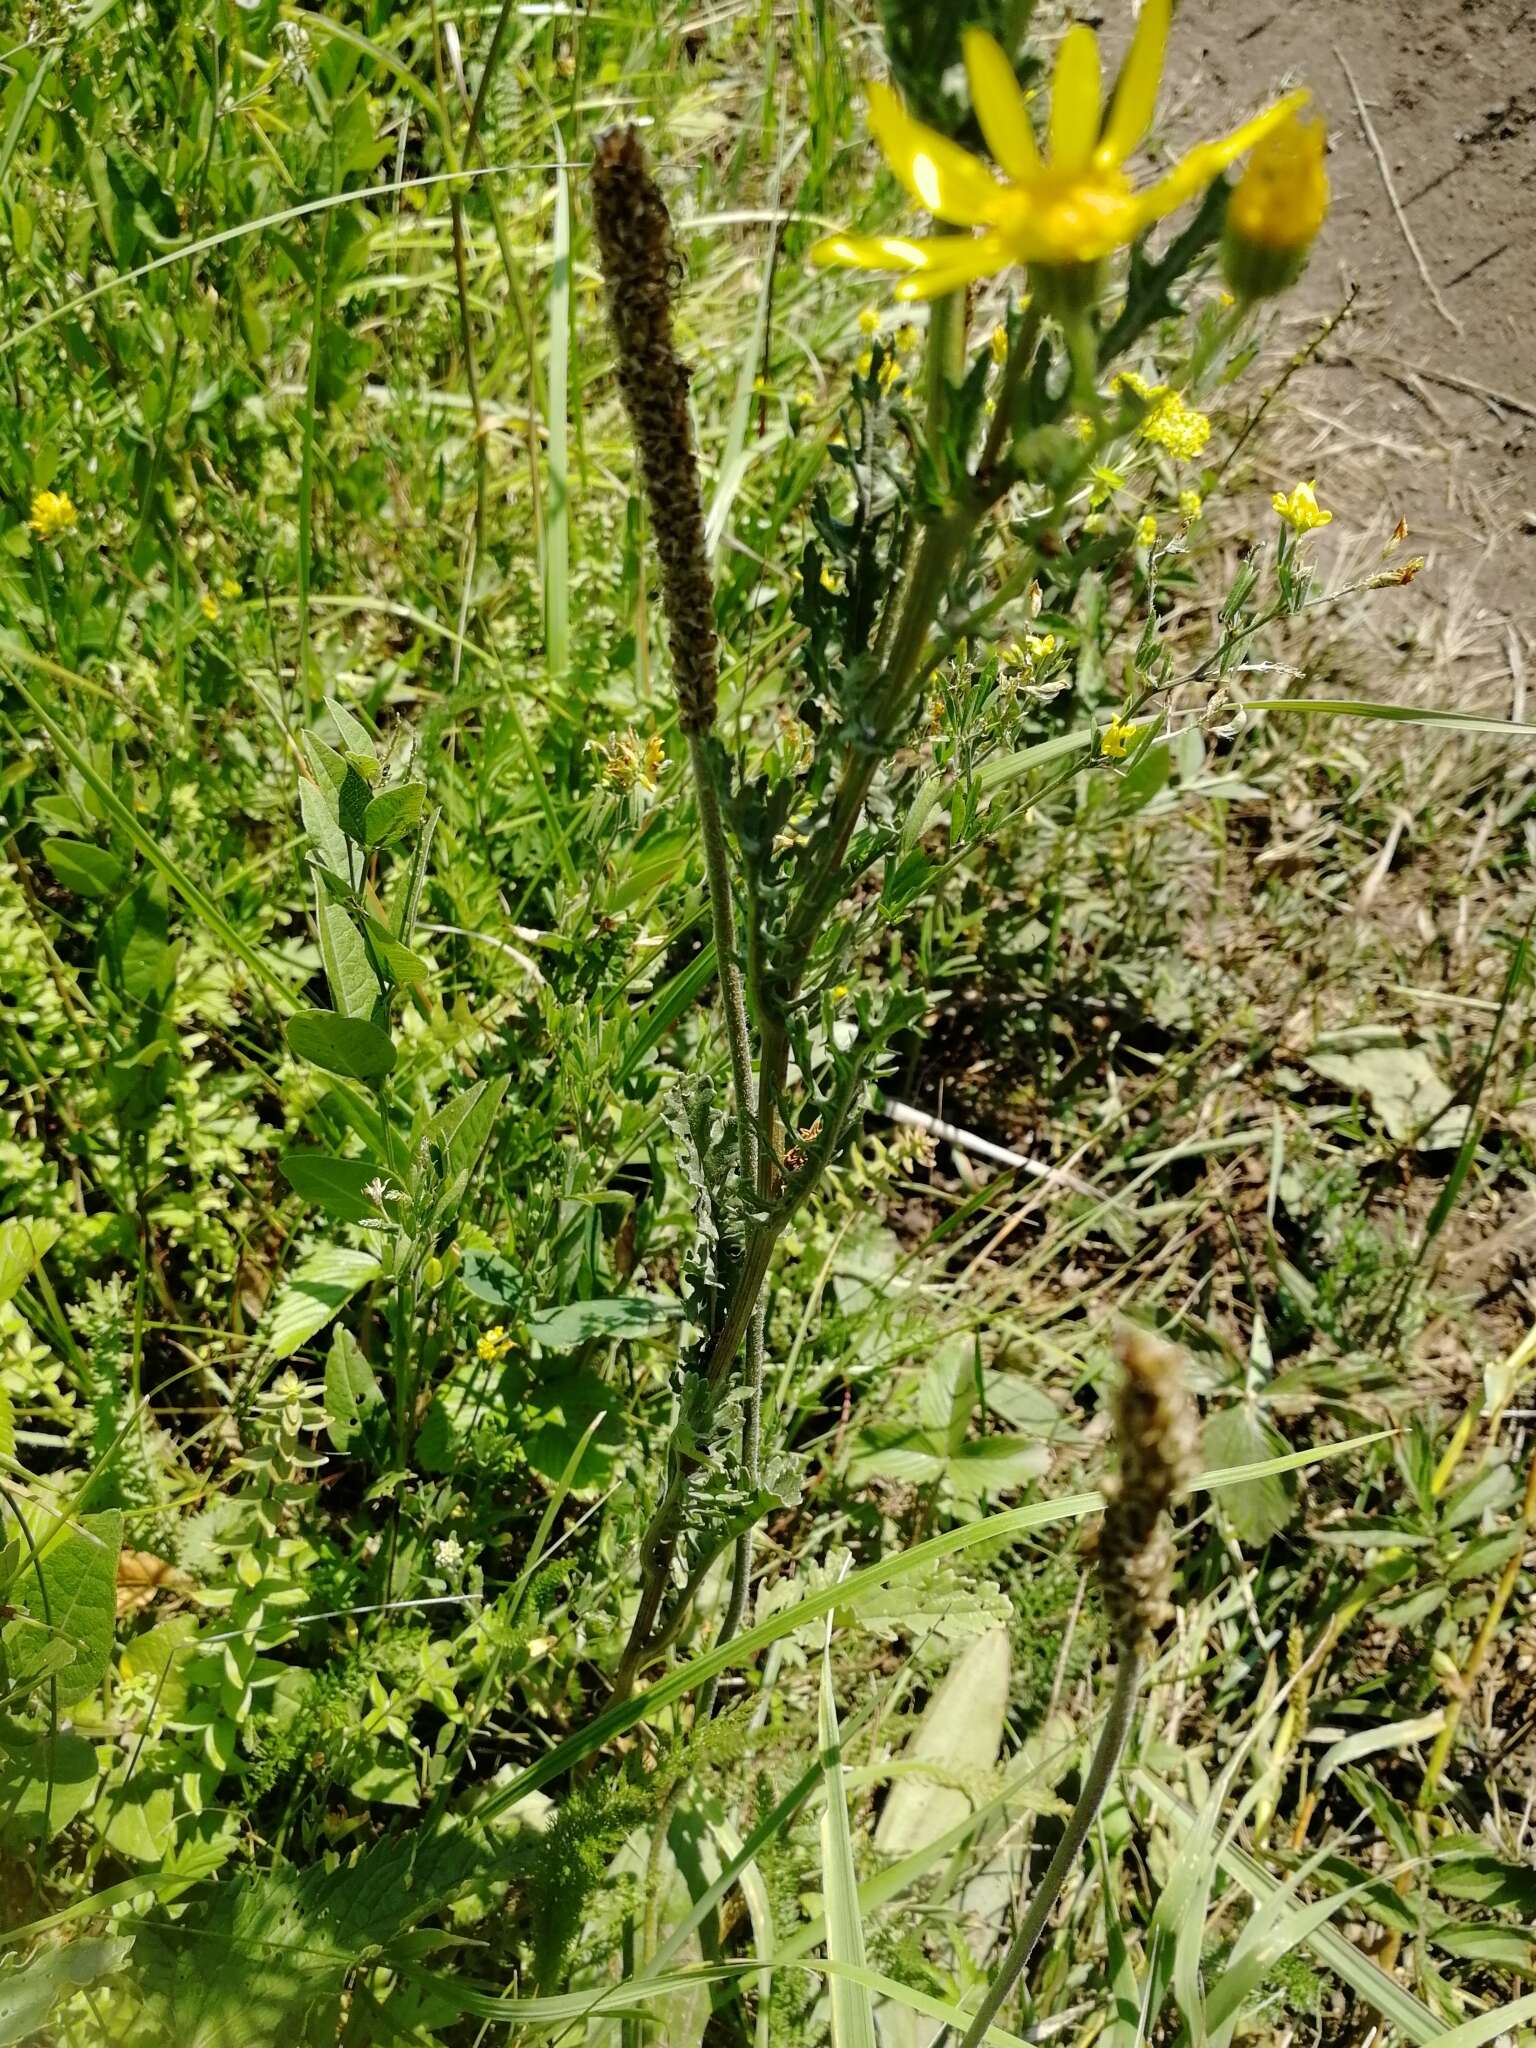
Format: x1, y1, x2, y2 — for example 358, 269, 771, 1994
687, 732, 757, 1190
953, 1648, 1143, 2048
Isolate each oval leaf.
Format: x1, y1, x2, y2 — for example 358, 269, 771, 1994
265, 1247, 381, 1360
285, 1010, 396, 1081
278, 1153, 388, 1225
363, 783, 425, 848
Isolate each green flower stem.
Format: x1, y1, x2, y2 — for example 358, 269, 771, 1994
953, 1648, 1143, 2048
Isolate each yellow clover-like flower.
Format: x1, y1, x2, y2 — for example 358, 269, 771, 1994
1115, 370, 1212, 460
1100, 714, 1146, 759
1272, 479, 1332, 532
28, 488, 78, 539
812, 1, 1308, 300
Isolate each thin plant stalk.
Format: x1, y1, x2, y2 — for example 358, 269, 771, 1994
952, 1650, 1142, 2048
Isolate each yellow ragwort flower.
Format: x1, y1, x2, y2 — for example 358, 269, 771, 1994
28, 489, 77, 539
1100, 714, 1145, 758
811, 2, 1307, 300
1223, 111, 1328, 298
1272, 479, 1332, 532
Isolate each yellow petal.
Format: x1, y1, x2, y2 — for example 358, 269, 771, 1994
891, 232, 1012, 300
962, 29, 1043, 183
1048, 23, 1103, 175
810, 232, 954, 273
1135, 89, 1309, 225
867, 83, 1002, 227
1099, 0, 1169, 166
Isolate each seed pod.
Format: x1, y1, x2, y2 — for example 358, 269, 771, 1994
1094, 1325, 1200, 1654
590, 127, 719, 737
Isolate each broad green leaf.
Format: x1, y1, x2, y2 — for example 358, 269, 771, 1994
422, 1074, 509, 1175
1203, 1405, 1298, 1545
279, 1152, 388, 1226
316, 893, 380, 1020
0, 1935, 131, 2044
1303, 1034, 1470, 1150
528, 1297, 677, 1348
460, 1249, 526, 1314
0, 1217, 63, 1307
0, 1731, 99, 1846
132, 1818, 495, 2046
362, 911, 428, 984
324, 1325, 382, 1451
363, 781, 425, 847
522, 1370, 622, 1486
299, 774, 349, 876
100, 1774, 179, 1862
41, 834, 126, 897
325, 696, 377, 760
10, 1508, 122, 1705
285, 1009, 395, 1080
875, 1627, 1011, 1857
264, 1247, 381, 1360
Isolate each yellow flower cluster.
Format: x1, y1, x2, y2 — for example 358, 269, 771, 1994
1115, 371, 1211, 461
1178, 488, 1203, 521
812, 2, 1309, 299
1271, 479, 1332, 532
1135, 513, 1158, 547
28, 489, 77, 539
477, 1325, 512, 1363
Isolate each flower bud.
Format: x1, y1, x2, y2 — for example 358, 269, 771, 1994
1221, 113, 1328, 301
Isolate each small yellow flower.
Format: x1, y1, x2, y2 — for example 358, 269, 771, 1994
220, 577, 241, 599
1100, 714, 1145, 759
751, 373, 772, 397
28, 489, 77, 539
1272, 479, 1332, 532
811, 5, 1307, 299
200, 593, 220, 623
1135, 513, 1158, 547
857, 347, 874, 377
1178, 488, 1204, 521
990, 323, 1009, 364
819, 565, 846, 595
1115, 371, 1211, 460
857, 306, 882, 336
794, 385, 817, 410
1224, 111, 1328, 299
477, 1325, 511, 1363
641, 733, 666, 789
895, 322, 919, 352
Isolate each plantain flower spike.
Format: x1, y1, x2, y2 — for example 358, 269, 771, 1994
590, 126, 718, 736
1221, 110, 1329, 300
1095, 1325, 1200, 1655
812, 0, 1309, 306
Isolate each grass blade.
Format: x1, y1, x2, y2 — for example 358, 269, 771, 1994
819, 1620, 877, 2048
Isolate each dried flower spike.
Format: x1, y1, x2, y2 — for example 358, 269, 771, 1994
1095, 1325, 1199, 1653
590, 126, 718, 736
